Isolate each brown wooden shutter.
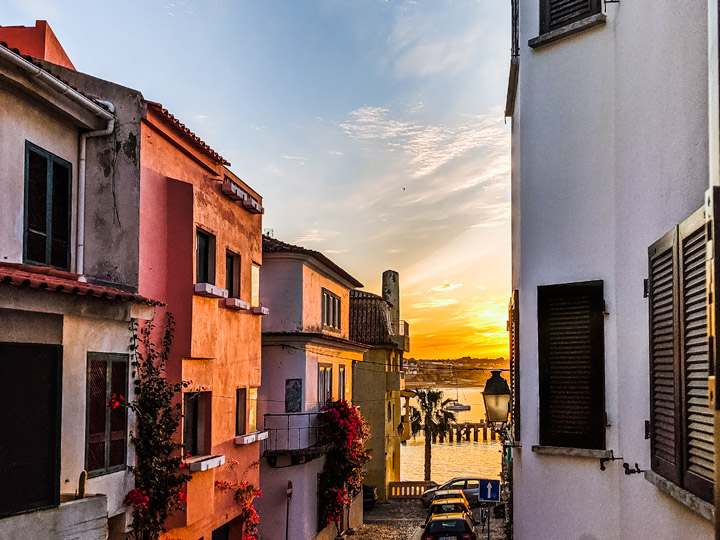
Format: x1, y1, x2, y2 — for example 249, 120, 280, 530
679, 209, 714, 501
509, 290, 521, 441
538, 281, 605, 449
648, 226, 682, 485
540, 0, 601, 34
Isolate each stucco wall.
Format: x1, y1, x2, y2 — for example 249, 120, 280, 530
513, 1, 713, 539
0, 85, 79, 268
303, 264, 351, 339
34, 61, 145, 292
260, 258, 305, 332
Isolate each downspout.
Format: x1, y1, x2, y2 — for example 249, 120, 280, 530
77, 100, 115, 275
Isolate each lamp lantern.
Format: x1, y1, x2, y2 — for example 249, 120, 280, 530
482, 369, 511, 430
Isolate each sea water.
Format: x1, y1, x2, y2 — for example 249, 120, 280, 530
400, 387, 502, 482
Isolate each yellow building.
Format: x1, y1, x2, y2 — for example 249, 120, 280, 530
350, 271, 410, 502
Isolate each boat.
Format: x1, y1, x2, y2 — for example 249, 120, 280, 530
445, 367, 471, 412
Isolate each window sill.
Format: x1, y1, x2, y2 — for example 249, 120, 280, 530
251, 306, 269, 315
184, 454, 226, 472
194, 283, 228, 298
235, 431, 269, 446
644, 470, 714, 521
225, 297, 250, 310
529, 13, 606, 49
531, 445, 611, 459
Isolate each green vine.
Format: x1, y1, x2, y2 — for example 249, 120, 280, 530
214, 459, 262, 540
317, 398, 370, 528
122, 313, 191, 540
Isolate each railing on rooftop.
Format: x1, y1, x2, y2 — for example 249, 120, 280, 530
262, 412, 322, 454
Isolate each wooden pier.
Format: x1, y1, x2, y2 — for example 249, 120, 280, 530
419, 421, 499, 443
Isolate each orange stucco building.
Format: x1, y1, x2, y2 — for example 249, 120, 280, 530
1, 21, 267, 540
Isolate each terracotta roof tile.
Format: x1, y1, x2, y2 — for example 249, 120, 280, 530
144, 100, 230, 166
262, 235, 363, 288
349, 290, 395, 346
0, 262, 162, 306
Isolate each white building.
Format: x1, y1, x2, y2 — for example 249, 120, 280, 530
508, 1, 714, 539
255, 236, 366, 540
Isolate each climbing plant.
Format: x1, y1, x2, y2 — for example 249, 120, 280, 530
122, 314, 191, 540
214, 458, 262, 540
317, 398, 370, 529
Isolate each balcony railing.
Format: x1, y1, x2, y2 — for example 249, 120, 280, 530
390, 320, 410, 352
262, 412, 323, 454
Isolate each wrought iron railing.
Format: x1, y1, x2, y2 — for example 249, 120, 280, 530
262, 412, 322, 453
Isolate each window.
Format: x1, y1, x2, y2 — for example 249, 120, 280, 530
387, 401, 392, 422
648, 207, 713, 502
322, 289, 341, 331
509, 290, 520, 441
248, 387, 258, 433
24, 142, 72, 270
538, 281, 605, 450
285, 378, 303, 413
339, 365, 346, 401
86, 353, 128, 476
318, 365, 333, 408
251, 262, 260, 306
226, 250, 240, 298
184, 392, 210, 456
540, 0, 601, 34
196, 229, 216, 284
236, 388, 247, 436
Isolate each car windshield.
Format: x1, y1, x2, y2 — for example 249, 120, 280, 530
427, 519, 468, 533
431, 503, 465, 514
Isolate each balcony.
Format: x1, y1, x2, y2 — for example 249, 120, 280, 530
0, 495, 108, 539
262, 412, 327, 467
390, 320, 410, 352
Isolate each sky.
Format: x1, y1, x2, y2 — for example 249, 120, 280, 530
1, 0, 511, 360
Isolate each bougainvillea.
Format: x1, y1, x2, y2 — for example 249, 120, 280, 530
122, 314, 191, 540
214, 458, 261, 539
317, 398, 370, 528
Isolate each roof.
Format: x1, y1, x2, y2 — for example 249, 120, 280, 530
349, 289, 394, 346
0, 41, 109, 111
144, 100, 230, 166
262, 331, 368, 352
0, 263, 162, 306
262, 235, 363, 288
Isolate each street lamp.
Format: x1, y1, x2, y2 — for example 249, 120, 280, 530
482, 370, 511, 431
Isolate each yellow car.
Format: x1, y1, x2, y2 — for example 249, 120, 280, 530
421, 512, 478, 540
429, 489, 471, 508
426, 497, 472, 525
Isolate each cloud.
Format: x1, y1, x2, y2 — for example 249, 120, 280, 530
430, 281, 463, 292
328, 150, 344, 156
412, 298, 459, 309
282, 155, 307, 164
340, 106, 508, 179
294, 229, 340, 244
262, 163, 282, 176
324, 249, 348, 254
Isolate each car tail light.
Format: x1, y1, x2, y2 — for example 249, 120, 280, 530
460, 534, 475, 540
421, 536, 432, 540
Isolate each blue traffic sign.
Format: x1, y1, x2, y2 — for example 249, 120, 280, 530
478, 479, 501, 502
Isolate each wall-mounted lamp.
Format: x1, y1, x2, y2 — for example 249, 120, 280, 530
482, 370, 511, 431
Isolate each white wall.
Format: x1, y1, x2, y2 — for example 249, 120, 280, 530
513, 1, 713, 539
0, 87, 79, 269
260, 258, 304, 333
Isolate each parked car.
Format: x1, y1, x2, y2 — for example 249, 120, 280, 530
429, 489, 470, 509
425, 497, 472, 525
421, 512, 477, 540
363, 484, 377, 508
420, 477, 482, 507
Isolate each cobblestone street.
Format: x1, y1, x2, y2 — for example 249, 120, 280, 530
347, 500, 505, 540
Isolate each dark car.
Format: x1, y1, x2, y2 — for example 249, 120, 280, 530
421, 512, 477, 540
420, 477, 482, 507
363, 484, 377, 508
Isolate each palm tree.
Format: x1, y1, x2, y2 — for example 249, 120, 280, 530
410, 389, 456, 482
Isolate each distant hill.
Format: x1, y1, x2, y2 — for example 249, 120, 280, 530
404, 356, 508, 389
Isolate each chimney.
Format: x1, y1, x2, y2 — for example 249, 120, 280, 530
0, 20, 75, 70
382, 270, 400, 332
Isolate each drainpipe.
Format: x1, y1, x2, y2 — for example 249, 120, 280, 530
77, 101, 115, 275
